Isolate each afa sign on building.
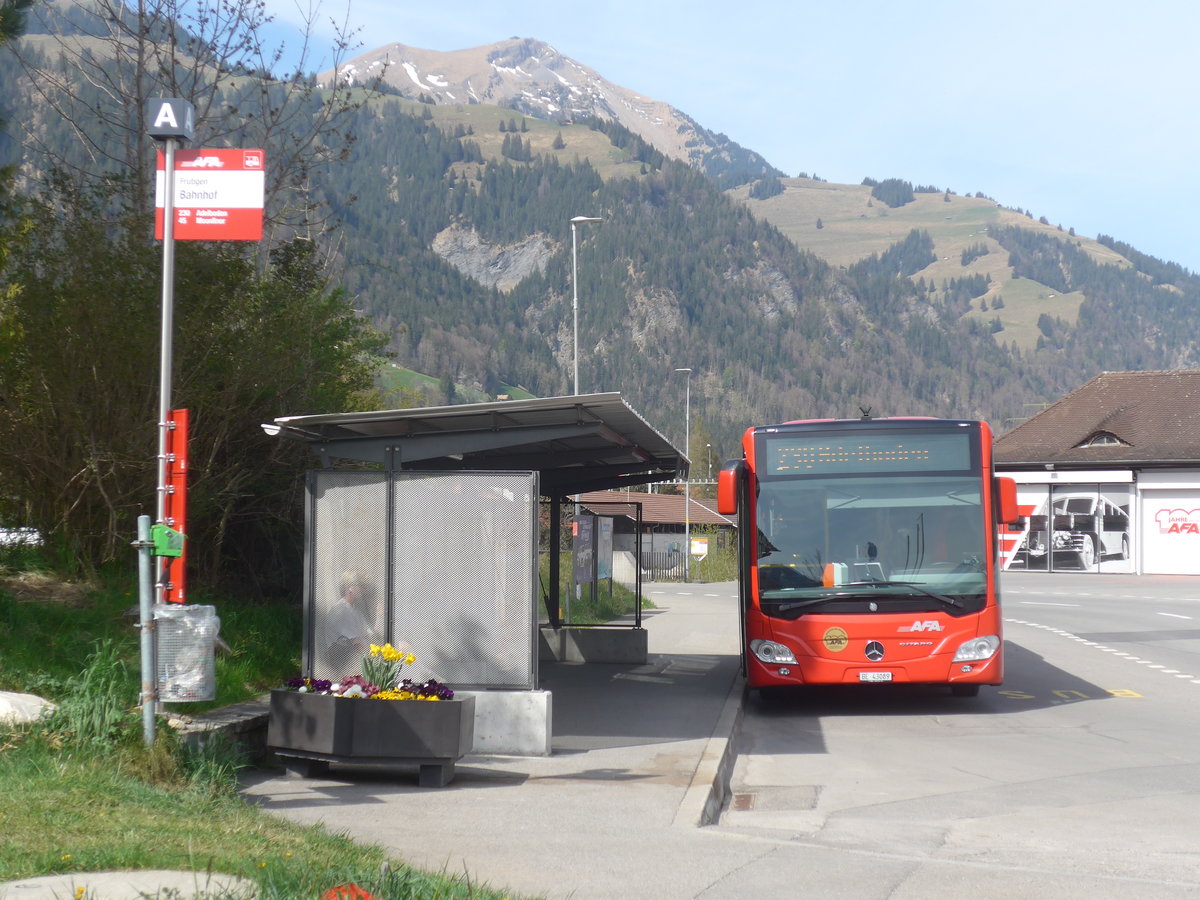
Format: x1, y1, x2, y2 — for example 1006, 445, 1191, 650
155, 148, 265, 241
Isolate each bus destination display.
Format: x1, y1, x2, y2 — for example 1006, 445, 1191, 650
765, 431, 971, 476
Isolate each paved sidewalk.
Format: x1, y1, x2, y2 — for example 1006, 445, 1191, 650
0, 869, 255, 899
239, 584, 748, 900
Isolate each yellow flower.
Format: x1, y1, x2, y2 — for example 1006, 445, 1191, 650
382, 644, 406, 663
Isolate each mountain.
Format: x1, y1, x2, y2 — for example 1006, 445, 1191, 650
323, 37, 782, 189
6, 13, 1200, 461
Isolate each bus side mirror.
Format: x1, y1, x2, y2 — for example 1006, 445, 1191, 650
717, 460, 742, 515
996, 476, 1020, 525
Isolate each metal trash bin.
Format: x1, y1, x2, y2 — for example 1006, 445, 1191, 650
155, 603, 220, 702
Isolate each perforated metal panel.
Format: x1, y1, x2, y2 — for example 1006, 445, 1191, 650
307, 472, 389, 681
155, 603, 219, 702
306, 470, 538, 689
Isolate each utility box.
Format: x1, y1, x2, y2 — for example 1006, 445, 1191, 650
155, 603, 220, 702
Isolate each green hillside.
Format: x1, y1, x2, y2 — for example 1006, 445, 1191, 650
378, 363, 536, 407
733, 178, 1131, 351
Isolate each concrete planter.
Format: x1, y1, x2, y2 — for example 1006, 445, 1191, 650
266, 690, 474, 786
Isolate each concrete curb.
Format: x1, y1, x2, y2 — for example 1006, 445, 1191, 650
673, 670, 744, 828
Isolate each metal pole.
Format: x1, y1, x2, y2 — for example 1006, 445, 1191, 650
568, 216, 601, 396
136, 515, 157, 745
684, 373, 691, 582
674, 368, 692, 582
571, 221, 579, 396
155, 137, 179, 603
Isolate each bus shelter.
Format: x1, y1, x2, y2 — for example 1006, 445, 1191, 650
263, 393, 687, 754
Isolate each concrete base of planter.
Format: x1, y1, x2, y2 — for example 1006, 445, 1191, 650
266, 691, 475, 786
276, 747, 461, 787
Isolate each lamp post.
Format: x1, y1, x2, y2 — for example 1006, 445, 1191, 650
674, 367, 692, 582
570, 215, 602, 395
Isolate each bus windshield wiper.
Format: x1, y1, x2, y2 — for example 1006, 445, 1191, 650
841, 579, 965, 608
764, 580, 965, 613
767, 595, 846, 613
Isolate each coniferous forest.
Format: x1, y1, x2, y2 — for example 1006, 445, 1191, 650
318, 96, 1200, 454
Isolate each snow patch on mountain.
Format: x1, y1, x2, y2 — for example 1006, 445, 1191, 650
320, 37, 781, 184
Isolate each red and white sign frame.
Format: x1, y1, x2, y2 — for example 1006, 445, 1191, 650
155, 148, 265, 241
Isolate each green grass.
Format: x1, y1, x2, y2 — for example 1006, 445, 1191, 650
538, 551, 650, 625
962, 277, 1086, 350
0, 568, 301, 713
688, 528, 738, 584
0, 734, 517, 897
0, 560, 530, 898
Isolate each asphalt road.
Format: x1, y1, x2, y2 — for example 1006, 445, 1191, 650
723, 571, 1200, 896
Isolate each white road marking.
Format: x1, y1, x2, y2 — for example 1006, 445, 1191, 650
1006, 617, 1197, 690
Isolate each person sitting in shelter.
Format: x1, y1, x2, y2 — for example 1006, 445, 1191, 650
322, 571, 375, 668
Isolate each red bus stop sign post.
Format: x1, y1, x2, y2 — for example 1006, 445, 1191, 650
154, 148, 265, 241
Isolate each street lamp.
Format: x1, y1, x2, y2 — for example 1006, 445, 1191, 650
674, 367, 692, 582
570, 215, 603, 395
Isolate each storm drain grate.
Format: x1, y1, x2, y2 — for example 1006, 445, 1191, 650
730, 785, 820, 812
731, 792, 757, 811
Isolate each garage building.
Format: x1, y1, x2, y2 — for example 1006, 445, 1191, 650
993, 370, 1200, 575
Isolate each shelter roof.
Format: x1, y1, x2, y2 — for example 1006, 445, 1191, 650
265, 393, 688, 497
994, 370, 1200, 467
577, 490, 736, 528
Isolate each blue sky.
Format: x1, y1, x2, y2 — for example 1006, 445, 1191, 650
263, 0, 1200, 273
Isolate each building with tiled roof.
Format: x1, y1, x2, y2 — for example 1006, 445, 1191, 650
994, 371, 1200, 575
575, 489, 736, 579
577, 490, 735, 529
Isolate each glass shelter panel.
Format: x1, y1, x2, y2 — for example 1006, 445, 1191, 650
306, 470, 538, 689
308, 472, 388, 680
307, 468, 537, 686
391, 472, 537, 689
307, 470, 537, 689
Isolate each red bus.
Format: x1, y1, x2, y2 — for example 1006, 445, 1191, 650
717, 416, 1019, 698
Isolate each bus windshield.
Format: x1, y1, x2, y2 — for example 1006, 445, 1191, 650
755, 473, 987, 615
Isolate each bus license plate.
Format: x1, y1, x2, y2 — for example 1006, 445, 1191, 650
859, 672, 892, 682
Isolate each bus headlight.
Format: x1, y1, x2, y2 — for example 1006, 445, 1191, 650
750, 639, 798, 665
953, 635, 1000, 662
